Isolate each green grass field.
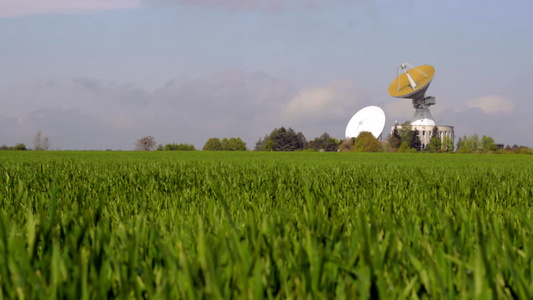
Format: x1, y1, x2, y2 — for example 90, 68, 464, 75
1, 151, 532, 299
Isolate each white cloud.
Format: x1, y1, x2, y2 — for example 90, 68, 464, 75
466, 95, 514, 115
282, 80, 360, 121
0, 0, 141, 18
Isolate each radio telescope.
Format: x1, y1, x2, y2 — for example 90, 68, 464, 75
387, 62, 455, 149
345, 106, 386, 139
388, 63, 436, 126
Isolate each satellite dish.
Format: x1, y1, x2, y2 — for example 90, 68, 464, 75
387, 63, 437, 126
345, 106, 386, 139
388, 63, 435, 100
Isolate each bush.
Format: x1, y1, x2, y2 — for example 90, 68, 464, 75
516, 147, 532, 155
13, 143, 27, 151
398, 141, 410, 153
164, 143, 196, 151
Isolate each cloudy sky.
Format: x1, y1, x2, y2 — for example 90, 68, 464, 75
1, 0, 532, 150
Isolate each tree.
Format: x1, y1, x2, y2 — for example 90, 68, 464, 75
457, 134, 484, 153
456, 137, 464, 151
135, 136, 156, 151
263, 138, 273, 151
203, 138, 222, 151
480, 135, 498, 151
398, 121, 413, 146
164, 143, 196, 151
339, 138, 355, 152
469, 134, 480, 152
311, 132, 338, 152
261, 127, 307, 151
442, 136, 454, 152
34, 131, 50, 151
431, 126, 439, 140
516, 147, 532, 155
203, 137, 246, 151
410, 130, 422, 151
353, 131, 383, 152
13, 143, 27, 151
296, 131, 308, 150
427, 136, 442, 153
254, 136, 265, 151
221, 137, 247, 151
269, 127, 286, 151
220, 138, 229, 150
457, 144, 473, 153
398, 141, 410, 153
389, 124, 402, 150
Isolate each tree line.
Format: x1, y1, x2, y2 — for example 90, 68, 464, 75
202, 137, 247, 151
3, 127, 529, 154
254, 127, 341, 152
0, 131, 50, 151
132, 124, 530, 154
133, 136, 247, 151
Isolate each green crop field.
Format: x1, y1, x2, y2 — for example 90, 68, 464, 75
1, 151, 532, 299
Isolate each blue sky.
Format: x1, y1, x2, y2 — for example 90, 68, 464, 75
1, 0, 532, 150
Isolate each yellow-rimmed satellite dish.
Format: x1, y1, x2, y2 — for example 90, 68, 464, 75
387, 62, 437, 126
388, 64, 435, 100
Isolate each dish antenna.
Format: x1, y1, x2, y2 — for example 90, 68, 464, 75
345, 106, 386, 139
388, 63, 436, 126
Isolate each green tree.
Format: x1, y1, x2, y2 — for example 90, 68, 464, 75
353, 131, 383, 152
398, 141, 410, 153
480, 135, 498, 151
467, 134, 480, 152
457, 134, 482, 153
410, 130, 422, 151
13, 143, 26, 151
389, 124, 402, 150
221, 137, 247, 151
254, 136, 265, 151
456, 137, 465, 151
221, 138, 230, 150
311, 133, 338, 152
263, 138, 273, 151
442, 136, 454, 152
164, 143, 196, 151
269, 127, 286, 151
457, 145, 473, 153
284, 128, 298, 151
296, 131, 308, 150
431, 126, 439, 139
515, 146, 532, 155
263, 127, 306, 151
427, 137, 442, 153
398, 121, 413, 146
203, 138, 222, 151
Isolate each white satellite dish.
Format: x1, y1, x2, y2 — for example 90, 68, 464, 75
345, 106, 386, 139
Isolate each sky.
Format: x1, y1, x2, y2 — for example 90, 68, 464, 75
1, 0, 532, 150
